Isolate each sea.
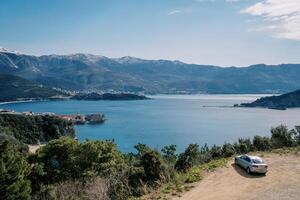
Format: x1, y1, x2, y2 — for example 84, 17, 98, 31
1, 94, 300, 152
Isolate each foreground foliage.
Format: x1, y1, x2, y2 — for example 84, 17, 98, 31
0, 141, 31, 200
1, 124, 300, 199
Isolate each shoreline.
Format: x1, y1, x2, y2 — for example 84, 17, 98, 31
0, 99, 51, 105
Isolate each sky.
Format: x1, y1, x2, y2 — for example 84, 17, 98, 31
0, 0, 300, 67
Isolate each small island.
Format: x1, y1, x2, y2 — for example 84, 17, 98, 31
239, 89, 300, 110
70, 92, 149, 101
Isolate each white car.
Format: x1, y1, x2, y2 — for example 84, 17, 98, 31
235, 155, 268, 175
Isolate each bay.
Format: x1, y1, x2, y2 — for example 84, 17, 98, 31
1, 94, 300, 152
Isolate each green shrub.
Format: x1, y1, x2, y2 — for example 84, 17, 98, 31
31, 136, 80, 184
253, 135, 272, 151
222, 143, 235, 157
234, 138, 252, 154
198, 144, 211, 164
175, 144, 199, 171
271, 125, 294, 148
210, 145, 222, 159
78, 140, 124, 178
161, 144, 177, 165
141, 150, 167, 183
185, 167, 203, 183
0, 141, 31, 200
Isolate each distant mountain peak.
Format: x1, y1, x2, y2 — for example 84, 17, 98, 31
0, 46, 19, 54
114, 56, 146, 64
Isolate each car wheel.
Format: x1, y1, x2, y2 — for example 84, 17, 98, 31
246, 167, 251, 174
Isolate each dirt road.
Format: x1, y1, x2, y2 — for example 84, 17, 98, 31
175, 152, 300, 200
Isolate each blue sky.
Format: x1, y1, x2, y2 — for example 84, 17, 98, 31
0, 0, 300, 66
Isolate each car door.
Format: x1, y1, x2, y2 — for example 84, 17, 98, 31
243, 156, 252, 168
239, 156, 247, 168
241, 156, 250, 168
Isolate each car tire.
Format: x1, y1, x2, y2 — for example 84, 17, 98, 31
246, 167, 251, 174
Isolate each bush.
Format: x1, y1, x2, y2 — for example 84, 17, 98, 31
291, 126, 300, 145
161, 144, 177, 165
78, 140, 124, 178
234, 138, 252, 154
198, 144, 211, 164
222, 143, 235, 157
0, 141, 31, 200
210, 145, 222, 159
141, 150, 167, 183
185, 167, 202, 183
175, 144, 199, 171
253, 135, 272, 151
53, 177, 109, 200
271, 125, 294, 148
31, 137, 80, 184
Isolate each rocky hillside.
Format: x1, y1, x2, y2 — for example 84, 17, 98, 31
240, 89, 300, 109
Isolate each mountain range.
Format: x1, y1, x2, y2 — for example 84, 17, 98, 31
1, 47, 300, 94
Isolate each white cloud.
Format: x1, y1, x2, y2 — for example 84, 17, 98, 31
242, 0, 300, 41
167, 10, 182, 15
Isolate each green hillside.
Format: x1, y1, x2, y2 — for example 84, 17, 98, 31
0, 74, 64, 102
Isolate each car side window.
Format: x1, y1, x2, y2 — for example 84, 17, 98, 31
245, 157, 251, 162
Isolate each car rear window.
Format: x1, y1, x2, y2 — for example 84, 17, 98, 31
252, 158, 264, 164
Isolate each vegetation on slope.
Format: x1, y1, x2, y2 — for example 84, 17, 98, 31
0, 114, 75, 146
0, 74, 64, 102
240, 89, 300, 109
1, 124, 300, 200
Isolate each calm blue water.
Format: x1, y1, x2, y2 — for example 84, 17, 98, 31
1, 95, 300, 152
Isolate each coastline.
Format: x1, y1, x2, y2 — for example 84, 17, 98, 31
0, 99, 50, 106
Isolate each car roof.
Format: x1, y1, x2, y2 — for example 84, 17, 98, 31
248, 155, 262, 160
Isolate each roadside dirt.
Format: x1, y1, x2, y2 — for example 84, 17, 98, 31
175, 152, 300, 200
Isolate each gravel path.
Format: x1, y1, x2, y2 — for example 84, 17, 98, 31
175, 153, 300, 200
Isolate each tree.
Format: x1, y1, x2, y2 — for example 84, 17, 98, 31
175, 144, 199, 171
0, 141, 31, 200
210, 145, 223, 159
134, 143, 152, 157
253, 135, 272, 151
78, 140, 124, 178
161, 145, 177, 164
140, 150, 166, 183
234, 138, 252, 154
222, 143, 235, 157
271, 125, 294, 148
32, 136, 80, 184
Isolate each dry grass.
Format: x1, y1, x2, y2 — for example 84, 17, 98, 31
54, 177, 109, 200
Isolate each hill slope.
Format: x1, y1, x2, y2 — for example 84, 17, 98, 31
0, 74, 64, 102
1, 50, 300, 94
240, 89, 300, 109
